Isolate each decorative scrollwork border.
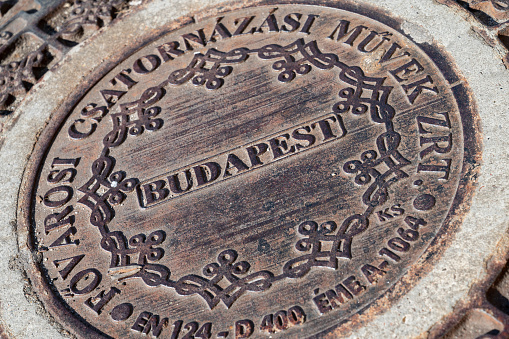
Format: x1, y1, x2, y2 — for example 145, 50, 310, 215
76, 37, 409, 309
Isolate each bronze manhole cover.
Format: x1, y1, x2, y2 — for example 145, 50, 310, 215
19, 2, 481, 338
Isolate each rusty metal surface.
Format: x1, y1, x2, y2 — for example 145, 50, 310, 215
0, 0, 141, 145
457, 0, 509, 23
15, 1, 484, 338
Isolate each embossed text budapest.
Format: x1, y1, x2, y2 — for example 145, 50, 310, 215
23, 3, 480, 338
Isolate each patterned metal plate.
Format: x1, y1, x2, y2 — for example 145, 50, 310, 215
18, 1, 481, 338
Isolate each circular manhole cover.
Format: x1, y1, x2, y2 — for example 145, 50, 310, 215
17, 1, 482, 338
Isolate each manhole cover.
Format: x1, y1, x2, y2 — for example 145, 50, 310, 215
16, 1, 483, 338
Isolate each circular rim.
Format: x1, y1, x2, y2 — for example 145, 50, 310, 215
8, 0, 506, 338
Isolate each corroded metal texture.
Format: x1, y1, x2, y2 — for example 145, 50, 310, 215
0, 0, 141, 144
17, 2, 483, 338
459, 0, 509, 23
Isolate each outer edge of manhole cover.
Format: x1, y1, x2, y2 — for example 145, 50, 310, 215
0, 0, 508, 338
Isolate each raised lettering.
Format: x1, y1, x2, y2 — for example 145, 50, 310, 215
209, 17, 232, 42
132, 312, 168, 337
51, 157, 80, 167
379, 247, 401, 262
181, 29, 208, 51
43, 186, 73, 208
69, 268, 102, 295
391, 204, 405, 216
417, 112, 451, 134
110, 69, 137, 89
357, 30, 391, 53
168, 170, 193, 194
256, 11, 280, 33
156, 41, 185, 62
313, 292, 332, 314
44, 205, 74, 234
193, 162, 221, 186
390, 59, 424, 82
246, 143, 269, 167
419, 134, 453, 159
224, 153, 250, 177
281, 13, 302, 32
377, 208, 394, 222
326, 285, 353, 308
85, 287, 120, 315
268, 134, 296, 159
53, 254, 84, 280
417, 159, 452, 180
233, 16, 256, 36
100, 89, 126, 108
328, 20, 367, 45
342, 276, 365, 296
133, 55, 161, 74
47, 168, 77, 184
313, 116, 341, 141
292, 126, 316, 150
300, 14, 319, 34
68, 119, 96, 139
143, 180, 169, 206
361, 264, 386, 284
403, 75, 439, 104
49, 227, 79, 248
235, 319, 254, 338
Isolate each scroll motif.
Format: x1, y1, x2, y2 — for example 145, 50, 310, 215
103, 86, 164, 149
283, 221, 349, 278
168, 48, 250, 90
101, 230, 166, 268
337, 66, 411, 214
77, 156, 137, 232
100, 230, 173, 286
334, 66, 395, 124
257, 38, 338, 82
102, 236, 274, 309
99, 217, 370, 309
73, 38, 413, 310
174, 250, 274, 309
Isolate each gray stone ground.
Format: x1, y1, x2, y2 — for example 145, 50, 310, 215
0, 0, 508, 338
